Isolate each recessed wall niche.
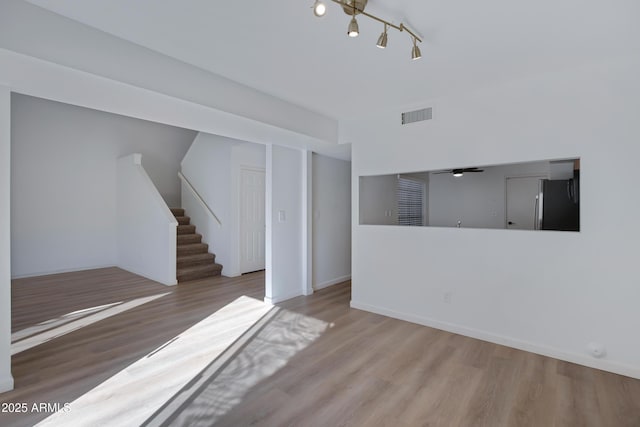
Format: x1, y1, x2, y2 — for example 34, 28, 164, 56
359, 158, 580, 231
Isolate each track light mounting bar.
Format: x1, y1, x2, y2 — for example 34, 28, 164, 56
327, 0, 422, 43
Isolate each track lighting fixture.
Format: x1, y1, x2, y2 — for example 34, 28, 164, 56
376, 23, 388, 49
411, 37, 422, 60
311, 0, 422, 61
312, 0, 326, 17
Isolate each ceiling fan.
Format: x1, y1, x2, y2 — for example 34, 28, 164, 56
433, 167, 484, 177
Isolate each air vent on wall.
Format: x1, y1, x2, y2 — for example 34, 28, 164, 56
401, 107, 432, 125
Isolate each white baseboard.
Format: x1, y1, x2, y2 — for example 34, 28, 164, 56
314, 275, 351, 291
224, 270, 242, 278
13, 265, 177, 286
350, 300, 640, 380
0, 374, 14, 394
118, 266, 177, 286
11, 264, 115, 280
264, 290, 303, 305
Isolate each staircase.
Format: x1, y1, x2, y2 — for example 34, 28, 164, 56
171, 208, 223, 282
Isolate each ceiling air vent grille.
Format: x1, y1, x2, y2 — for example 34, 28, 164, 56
401, 107, 432, 125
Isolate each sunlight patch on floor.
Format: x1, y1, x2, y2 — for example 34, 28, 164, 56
12, 301, 122, 342
36, 295, 274, 427
145, 306, 329, 426
11, 293, 169, 355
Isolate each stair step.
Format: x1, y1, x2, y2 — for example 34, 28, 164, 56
177, 243, 209, 256
170, 207, 185, 217
177, 224, 196, 235
177, 263, 223, 282
177, 253, 216, 268
177, 233, 202, 245
175, 216, 191, 225
171, 207, 224, 281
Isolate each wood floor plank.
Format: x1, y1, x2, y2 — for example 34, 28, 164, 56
593, 370, 640, 427
459, 354, 523, 427
2, 269, 639, 427
555, 375, 602, 427
505, 353, 559, 427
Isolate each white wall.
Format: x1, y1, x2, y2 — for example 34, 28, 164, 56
117, 154, 177, 286
0, 86, 14, 392
359, 174, 398, 225
312, 154, 351, 289
347, 55, 640, 378
181, 132, 265, 277
11, 95, 195, 278
428, 161, 549, 229
265, 145, 304, 303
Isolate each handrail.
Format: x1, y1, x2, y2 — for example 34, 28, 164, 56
178, 171, 222, 227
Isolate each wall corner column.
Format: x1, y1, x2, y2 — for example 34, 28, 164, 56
302, 150, 313, 296
0, 86, 14, 393
264, 144, 306, 304
264, 144, 274, 304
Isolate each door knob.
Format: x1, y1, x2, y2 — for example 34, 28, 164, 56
508, 221, 515, 225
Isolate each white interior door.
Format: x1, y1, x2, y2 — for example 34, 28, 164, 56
240, 168, 265, 273
505, 176, 545, 230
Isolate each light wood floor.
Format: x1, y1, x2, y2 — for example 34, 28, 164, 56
2, 268, 640, 426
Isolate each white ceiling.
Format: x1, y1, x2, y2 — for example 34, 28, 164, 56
24, 0, 640, 121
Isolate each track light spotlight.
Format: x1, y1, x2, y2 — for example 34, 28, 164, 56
376, 23, 388, 49
411, 37, 422, 60
312, 0, 326, 17
348, 16, 359, 37
411, 45, 421, 60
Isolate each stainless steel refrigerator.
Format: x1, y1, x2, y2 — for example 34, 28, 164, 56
535, 176, 580, 231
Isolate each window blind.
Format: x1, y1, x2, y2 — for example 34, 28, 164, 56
397, 177, 424, 226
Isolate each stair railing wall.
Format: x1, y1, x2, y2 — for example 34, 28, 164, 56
117, 153, 177, 285
178, 171, 222, 227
